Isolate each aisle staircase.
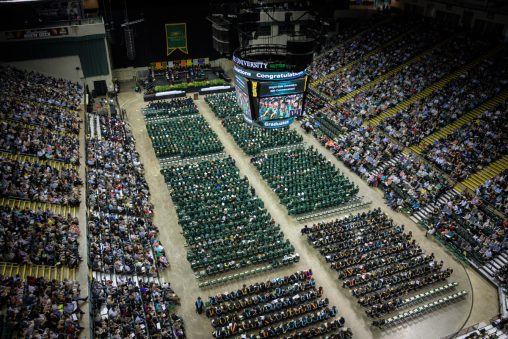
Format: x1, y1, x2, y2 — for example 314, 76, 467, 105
333, 37, 451, 105
0, 262, 76, 281
411, 91, 508, 154
458, 155, 508, 192
365, 47, 500, 126
311, 26, 419, 87
0, 197, 78, 217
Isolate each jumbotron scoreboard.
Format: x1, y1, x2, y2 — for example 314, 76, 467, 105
233, 45, 309, 129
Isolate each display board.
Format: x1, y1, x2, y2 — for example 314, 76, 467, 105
233, 63, 308, 129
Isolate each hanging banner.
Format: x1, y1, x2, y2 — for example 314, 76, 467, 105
192, 59, 199, 65
167, 61, 174, 68
186, 59, 193, 67
165, 23, 188, 56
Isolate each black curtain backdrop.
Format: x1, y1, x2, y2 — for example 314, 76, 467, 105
106, 2, 220, 68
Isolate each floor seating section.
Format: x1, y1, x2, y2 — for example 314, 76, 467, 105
143, 97, 198, 120
146, 114, 223, 159
162, 156, 297, 278
204, 269, 353, 338
0, 275, 85, 338
87, 113, 168, 276
301, 209, 460, 323
205, 92, 243, 118
222, 114, 303, 156
251, 147, 359, 215
91, 275, 185, 338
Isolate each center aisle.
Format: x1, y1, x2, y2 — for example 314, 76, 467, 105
119, 86, 498, 339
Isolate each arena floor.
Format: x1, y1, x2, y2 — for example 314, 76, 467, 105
114, 83, 499, 339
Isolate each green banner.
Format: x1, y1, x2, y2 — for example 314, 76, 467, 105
165, 23, 188, 56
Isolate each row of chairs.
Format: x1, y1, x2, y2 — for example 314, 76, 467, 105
377, 290, 468, 328
198, 254, 300, 288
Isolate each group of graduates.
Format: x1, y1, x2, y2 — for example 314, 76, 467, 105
143, 97, 198, 119
203, 270, 352, 338
302, 209, 454, 320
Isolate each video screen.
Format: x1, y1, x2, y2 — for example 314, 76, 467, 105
258, 79, 306, 98
258, 93, 304, 121
235, 87, 252, 119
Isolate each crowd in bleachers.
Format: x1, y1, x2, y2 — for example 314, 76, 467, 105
251, 147, 359, 215
336, 35, 490, 121
0, 66, 83, 110
146, 115, 223, 158
316, 24, 446, 99
204, 269, 352, 338
143, 97, 198, 119
205, 92, 243, 118
477, 169, 508, 215
87, 114, 168, 275
422, 102, 508, 181
424, 192, 507, 263
0, 120, 80, 164
0, 96, 81, 134
0, 275, 86, 338
0, 206, 81, 267
92, 278, 185, 338
301, 209, 454, 323
308, 16, 418, 81
162, 157, 296, 277
0, 157, 82, 206
381, 53, 508, 146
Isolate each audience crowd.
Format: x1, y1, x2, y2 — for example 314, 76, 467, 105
0, 66, 83, 110
424, 192, 507, 264
0, 157, 82, 206
316, 25, 445, 99
422, 102, 508, 181
251, 147, 359, 215
0, 206, 81, 267
336, 35, 490, 121
205, 269, 352, 338
0, 96, 81, 134
477, 169, 508, 215
0, 120, 80, 164
381, 53, 508, 146
146, 115, 223, 158
87, 114, 168, 275
302, 209, 453, 321
0, 275, 86, 338
308, 17, 418, 81
162, 157, 296, 277
92, 278, 185, 338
